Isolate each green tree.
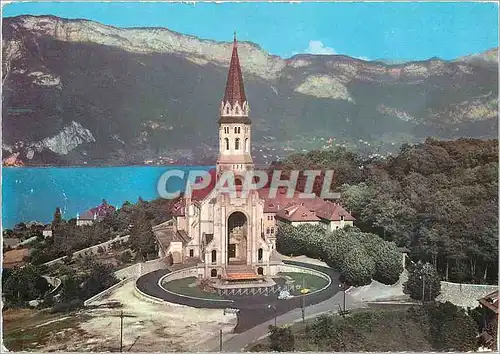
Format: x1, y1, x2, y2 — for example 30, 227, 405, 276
2, 265, 50, 306
426, 302, 479, 351
361, 232, 403, 285
339, 247, 375, 286
403, 262, 441, 301
129, 210, 157, 261
269, 325, 295, 352
309, 314, 336, 343
52, 207, 63, 229
81, 261, 119, 299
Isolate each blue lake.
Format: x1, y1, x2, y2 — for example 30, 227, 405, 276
2, 166, 213, 229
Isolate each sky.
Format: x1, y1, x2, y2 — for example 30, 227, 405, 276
2, 2, 498, 61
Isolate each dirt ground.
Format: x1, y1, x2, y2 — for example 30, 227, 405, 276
3, 248, 29, 268
3, 282, 237, 352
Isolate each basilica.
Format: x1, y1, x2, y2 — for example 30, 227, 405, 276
156, 35, 355, 280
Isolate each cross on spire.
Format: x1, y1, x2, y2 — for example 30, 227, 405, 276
223, 31, 246, 107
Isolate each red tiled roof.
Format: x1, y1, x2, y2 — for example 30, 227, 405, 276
276, 203, 320, 222
315, 201, 356, 222
79, 201, 116, 220
223, 34, 246, 107
479, 290, 499, 314
190, 168, 218, 201
168, 171, 356, 223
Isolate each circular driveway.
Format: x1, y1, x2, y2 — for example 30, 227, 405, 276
135, 260, 341, 332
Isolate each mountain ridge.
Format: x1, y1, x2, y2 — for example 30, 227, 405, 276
2, 15, 498, 166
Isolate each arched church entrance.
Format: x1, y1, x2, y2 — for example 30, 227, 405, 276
227, 211, 248, 264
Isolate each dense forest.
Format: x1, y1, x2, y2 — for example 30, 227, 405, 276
272, 138, 498, 284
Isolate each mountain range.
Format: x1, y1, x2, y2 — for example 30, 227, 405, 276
2, 15, 498, 166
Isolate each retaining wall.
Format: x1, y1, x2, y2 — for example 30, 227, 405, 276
115, 263, 141, 280
43, 235, 130, 267
83, 278, 132, 306
83, 257, 168, 306
161, 267, 198, 282
277, 263, 331, 281
42, 275, 62, 294
437, 281, 498, 309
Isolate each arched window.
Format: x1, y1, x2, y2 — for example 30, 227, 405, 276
211, 269, 217, 277
271, 227, 274, 234
258, 248, 263, 261
189, 249, 194, 257
257, 267, 264, 275
235, 106, 239, 114
266, 228, 270, 235
245, 138, 249, 152
238, 127, 241, 133
235, 138, 240, 150
234, 127, 238, 134
211, 250, 217, 263
225, 138, 229, 150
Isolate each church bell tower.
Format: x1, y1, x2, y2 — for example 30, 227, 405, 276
216, 33, 253, 179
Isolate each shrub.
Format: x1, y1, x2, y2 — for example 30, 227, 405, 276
269, 325, 295, 352
339, 247, 375, 286
51, 299, 84, 313
425, 302, 479, 351
119, 250, 132, 264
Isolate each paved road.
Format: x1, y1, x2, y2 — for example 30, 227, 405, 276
136, 260, 342, 329
136, 260, 360, 352
202, 291, 368, 352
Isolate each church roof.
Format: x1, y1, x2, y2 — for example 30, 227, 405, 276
222, 34, 246, 107
168, 171, 355, 223
276, 203, 320, 222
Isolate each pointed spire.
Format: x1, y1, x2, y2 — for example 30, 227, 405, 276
223, 32, 246, 108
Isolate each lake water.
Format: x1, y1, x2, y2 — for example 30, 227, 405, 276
2, 166, 213, 229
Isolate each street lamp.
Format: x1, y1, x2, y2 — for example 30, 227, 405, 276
268, 304, 277, 327
419, 274, 426, 305
119, 310, 124, 352
338, 282, 347, 317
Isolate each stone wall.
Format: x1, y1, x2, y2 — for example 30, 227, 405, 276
42, 275, 62, 294
161, 267, 198, 282
43, 235, 130, 267
277, 263, 331, 281
83, 278, 131, 306
84, 257, 168, 306
437, 281, 498, 309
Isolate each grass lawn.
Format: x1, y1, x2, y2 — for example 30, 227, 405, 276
248, 307, 435, 352
277, 272, 329, 294
2, 308, 85, 351
162, 277, 222, 299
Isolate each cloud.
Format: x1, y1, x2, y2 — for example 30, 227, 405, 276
354, 56, 371, 61
304, 40, 336, 55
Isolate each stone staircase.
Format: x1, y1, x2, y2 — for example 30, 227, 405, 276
225, 263, 258, 280
226, 263, 255, 274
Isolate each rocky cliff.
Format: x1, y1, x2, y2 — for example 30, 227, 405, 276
2, 15, 498, 166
